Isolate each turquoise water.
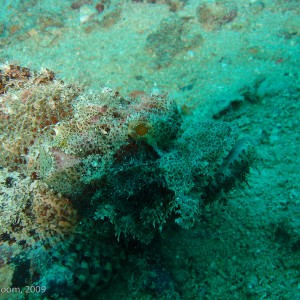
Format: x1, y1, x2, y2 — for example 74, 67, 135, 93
0, 0, 300, 299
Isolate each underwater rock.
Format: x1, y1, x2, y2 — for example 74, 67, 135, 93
196, 0, 238, 31
79, 5, 97, 24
